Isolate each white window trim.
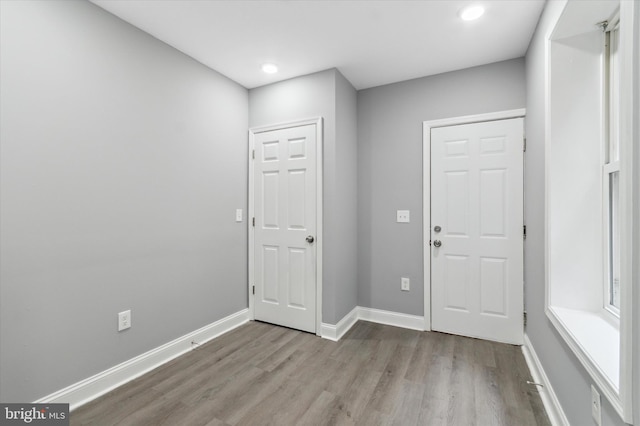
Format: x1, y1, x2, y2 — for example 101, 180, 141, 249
603, 18, 621, 318
544, 0, 635, 423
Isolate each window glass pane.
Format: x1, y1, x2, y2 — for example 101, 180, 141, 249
608, 27, 620, 162
609, 171, 620, 309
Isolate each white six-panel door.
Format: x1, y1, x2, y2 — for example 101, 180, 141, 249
430, 118, 524, 345
253, 124, 317, 333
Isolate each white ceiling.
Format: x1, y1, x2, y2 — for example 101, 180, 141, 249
90, 0, 545, 90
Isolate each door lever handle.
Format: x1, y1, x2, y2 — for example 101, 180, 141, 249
433, 240, 442, 248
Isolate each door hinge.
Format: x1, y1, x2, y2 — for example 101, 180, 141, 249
523, 138, 527, 152
524, 311, 527, 327
252, 217, 255, 227
252, 285, 255, 295
252, 149, 255, 159
523, 225, 527, 239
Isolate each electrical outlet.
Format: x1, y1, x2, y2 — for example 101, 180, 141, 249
118, 310, 131, 331
235, 209, 243, 222
397, 210, 410, 223
401, 277, 410, 291
591, 385, 601, 426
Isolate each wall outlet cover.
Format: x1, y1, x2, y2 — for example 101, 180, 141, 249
397, 210, 410, 223
118, 310, 131, 332
401, 277, 410, 291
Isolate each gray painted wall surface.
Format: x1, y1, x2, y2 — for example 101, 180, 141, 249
525, 2, 639, 425
0, 0, 248, 402
333, 71, 359, 322
249, 69, 358, 325
357, 59, 526, 316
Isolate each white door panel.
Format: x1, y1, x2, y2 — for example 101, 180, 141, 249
431, 118, 524, 344
254, 124, 317, 333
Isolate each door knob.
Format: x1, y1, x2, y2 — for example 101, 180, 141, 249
433, 240, 442, 247
434, 225, 442, 233
306, 235, 315, 244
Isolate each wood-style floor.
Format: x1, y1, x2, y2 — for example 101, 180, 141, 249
71, 320, 550, 426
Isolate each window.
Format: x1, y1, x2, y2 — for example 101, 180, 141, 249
545, 0, 635, 422
603, 20, 620, 314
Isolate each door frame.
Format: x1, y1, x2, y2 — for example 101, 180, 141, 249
248, 117, 324, 335
422, 109, 526, 331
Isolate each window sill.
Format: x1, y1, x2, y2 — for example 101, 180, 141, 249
547, 306, 623, 415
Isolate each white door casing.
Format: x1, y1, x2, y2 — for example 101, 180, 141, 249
249, 119, 323, 334
426, 113, 525, 345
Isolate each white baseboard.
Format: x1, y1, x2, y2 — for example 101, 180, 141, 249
357, 307, 425, 331
522, 333, 570, 426
320, 306, 359, 341
321, 306, 425, 341
35, 309, 250, 411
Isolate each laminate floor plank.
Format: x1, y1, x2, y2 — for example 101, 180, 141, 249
181, 366, 264, 408
326, 368, 385, 424
493, 343, 542, 426
445, 338, 477, 426
363, 343, 414, 415
389, 379, 426, 426
71, 321, 551, 426
362, 339, 399, 373
114, 394, 184, 426
404, 333, 438, 384
220, 350, 315, 425
203, 418, 230, 426
354, 407, 390, 426
295, 390, 338, 426
289, 352, 343, 388
416, 354, 453, 426
323, 355, 364, 397
232, 378, 303, 426
69, 376, 158, 426
473, 366, 508, 426
471, 337, 498, 368
160, 325, 304, 404
269, 380, 329, 425
150, 323, 279, 394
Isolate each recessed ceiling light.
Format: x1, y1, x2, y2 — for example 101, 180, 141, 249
460, 5, 485, 21
261, 63, 278, 74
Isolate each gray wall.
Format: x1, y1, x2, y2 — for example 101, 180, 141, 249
334, 71, 359, 322
0, 0, 248, 403
357, 59, 526, 316
525, 1, 639, 425
249, 69, 359, 325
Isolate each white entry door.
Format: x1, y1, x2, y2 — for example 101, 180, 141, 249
252, 123, 318, 333
431, 118, 524, 344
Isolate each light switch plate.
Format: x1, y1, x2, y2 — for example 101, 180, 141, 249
397, 210, 410, 223
235, 209, 243, 222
